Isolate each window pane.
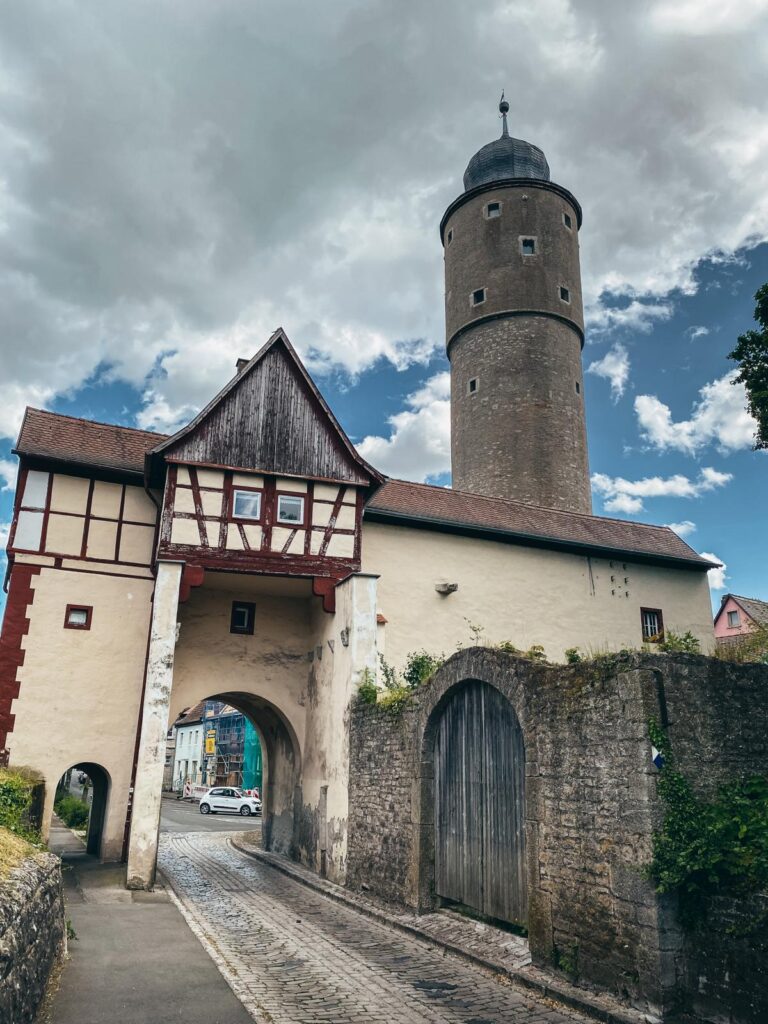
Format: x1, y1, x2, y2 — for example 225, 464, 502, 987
13, 510, 44, 551
233, 490, 261, 519
277, 495, 304, 524
67, 608, 88, 626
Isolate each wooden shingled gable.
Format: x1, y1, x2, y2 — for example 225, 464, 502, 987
147, 329, 383, 489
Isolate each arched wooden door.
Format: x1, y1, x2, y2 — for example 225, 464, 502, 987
434, 681, 527, 926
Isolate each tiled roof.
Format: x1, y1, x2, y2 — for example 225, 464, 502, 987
366, 479, 714, 568
177, 701, 206, 726
11, 408, 714, 568
726, 594, 768, 626
14, 408, 167, 476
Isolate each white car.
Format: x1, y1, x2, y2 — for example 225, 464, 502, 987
198, 787, 262, 817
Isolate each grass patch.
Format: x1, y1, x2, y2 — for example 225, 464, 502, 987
0, 825, 35, 879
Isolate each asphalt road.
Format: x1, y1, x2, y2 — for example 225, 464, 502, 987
160, 794, 263, 834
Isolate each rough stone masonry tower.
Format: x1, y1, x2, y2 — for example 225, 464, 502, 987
443, 97, 591, 514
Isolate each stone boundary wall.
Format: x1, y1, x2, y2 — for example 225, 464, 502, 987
346, 650, 768, 1022
0, 851, 65, 1024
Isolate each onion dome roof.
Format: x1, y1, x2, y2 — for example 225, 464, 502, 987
463, 95, 550, 190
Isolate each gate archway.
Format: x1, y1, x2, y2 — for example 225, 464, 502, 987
59, 762, 111, 858
431, 679, 527, 927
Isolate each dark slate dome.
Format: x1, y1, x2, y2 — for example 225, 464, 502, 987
463, 97, 550, 190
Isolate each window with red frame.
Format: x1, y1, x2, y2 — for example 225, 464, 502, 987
64, 605, 93, 630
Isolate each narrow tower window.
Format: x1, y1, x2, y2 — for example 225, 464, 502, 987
575, 381, 580, 394
559, 286, 571, 303
563, 212, 573, 229
446, 228, 453, 244
520, 237, 536, 256
471, 288, 486, 306
468, 378, 479, 395
485, 202, 501, 219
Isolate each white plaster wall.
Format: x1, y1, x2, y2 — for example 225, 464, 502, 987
8, 567, 153, 860
361, 522, 715, 670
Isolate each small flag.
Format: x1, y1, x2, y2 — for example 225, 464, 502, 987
651, 745, 665, 770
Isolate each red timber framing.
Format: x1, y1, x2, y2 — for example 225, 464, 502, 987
0, 564, 41, 764
8, 463, 159, 570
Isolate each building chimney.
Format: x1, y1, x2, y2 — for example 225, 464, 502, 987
235, 358, 249, 373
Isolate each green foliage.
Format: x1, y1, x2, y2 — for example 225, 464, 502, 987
54, 794, 90, 830
564, 647, 583, 664
464, 618, 486, 646
657, 630, 701, 654
647, 718, 768, 925
552, 942, 579, 978
524, 644, 547, 663
0, 767, 41, 842
356, 667, 378, 705
496, 640, 520, 655
377, 687, 413, 711
378, 654, 399, 691
729, 282, 768, 449
402, 650, 444, 689
714, 621, 768, 664
66, 919, 78, 941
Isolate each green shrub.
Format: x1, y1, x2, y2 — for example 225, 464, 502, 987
524, 644, 547, 663
564, 647, 583, 664
496, 640, 520, 655
0, 767, 41, 841
657, 630, 701, 654
357, 667, 378, 705
647, 719, 768, 925
378, 687, 413, 712
402, 650, 444, 689
54, 794, 90, 830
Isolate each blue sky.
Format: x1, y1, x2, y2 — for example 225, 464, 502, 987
1, 1, 767, 616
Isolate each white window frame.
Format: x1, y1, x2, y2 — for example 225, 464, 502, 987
485, 201, 502, 219
727, 610, 740, 628
276, 494, 305, 525
232, 489, 262, 520
520, 236, 537, 256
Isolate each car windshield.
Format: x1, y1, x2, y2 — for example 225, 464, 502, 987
233, 789, 243, 797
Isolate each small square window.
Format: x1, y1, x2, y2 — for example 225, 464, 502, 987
230, 601, 255, 636
559, 286, 571, 303
471, 288, 486, 306
232, 489, 262, 520
485, 202, 501, 219
563, 212, 573, 229
277, 494, 304, 525
727, 610, 740, 628
641, 608, 664, 643
468, 378, 478, 395
64, 605, 92, 630
521, 237, 536, 256
446, 228, 453, 244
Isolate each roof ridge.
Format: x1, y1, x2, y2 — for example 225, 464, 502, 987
382, 477, 679, 534
23, 407, 168, 439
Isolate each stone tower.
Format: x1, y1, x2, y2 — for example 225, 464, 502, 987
443, 97, 591, 514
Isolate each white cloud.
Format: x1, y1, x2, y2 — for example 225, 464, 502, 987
587, 343, 630, 401
591, 466, 732, 513
0, 522, 9, 548
686, 325, 710, 341
699, 550, 727, 590
356, 372, 450, 481
664, 520, 697, 539
635, 371, 758, 454
0, 3, 767, 436
0, 460, 17, 491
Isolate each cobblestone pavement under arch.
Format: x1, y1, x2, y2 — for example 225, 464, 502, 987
159, 832, 588, 1024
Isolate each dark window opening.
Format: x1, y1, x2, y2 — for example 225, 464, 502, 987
521, 237, 536, 255
486, 202, 501, 218
231, 601, 256, 636
559, 286, 571, 303
468, 378, 478, 395
641, 608, 664, 643
563, 212, 573, 229
446, 228, 453, 244
471, 288, 486, 306
575, 381, 580, 394
64, 605, 93, 630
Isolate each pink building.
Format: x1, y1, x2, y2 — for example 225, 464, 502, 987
713, 593, 768, 642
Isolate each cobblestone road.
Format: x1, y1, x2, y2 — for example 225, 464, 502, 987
159, 832, 587, 1024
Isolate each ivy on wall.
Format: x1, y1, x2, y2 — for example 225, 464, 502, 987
647, 718, 768, 925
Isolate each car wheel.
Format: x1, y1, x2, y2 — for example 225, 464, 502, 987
239, 805, 252, 816
199, 803, 211, 815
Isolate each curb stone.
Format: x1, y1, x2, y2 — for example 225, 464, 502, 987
231, 837, 652, 1024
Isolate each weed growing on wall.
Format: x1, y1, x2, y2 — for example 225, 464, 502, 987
647, 718, 768, 925
356, 668, 378, 705
0, 767, 43, 843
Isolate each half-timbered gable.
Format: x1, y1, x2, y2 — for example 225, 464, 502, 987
148, 329, 383, 583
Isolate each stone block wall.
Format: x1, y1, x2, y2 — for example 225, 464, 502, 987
346, 649, 768, 1021
0, 851, 65, 1024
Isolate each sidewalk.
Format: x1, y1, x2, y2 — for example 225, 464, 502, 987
40, 821, 252, 1024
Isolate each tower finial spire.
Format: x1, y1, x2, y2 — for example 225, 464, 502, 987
499, 90, 510, 138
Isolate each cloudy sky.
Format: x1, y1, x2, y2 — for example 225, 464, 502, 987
1, 0, 767, 608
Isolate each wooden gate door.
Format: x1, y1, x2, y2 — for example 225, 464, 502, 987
434, 681, 527, 925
